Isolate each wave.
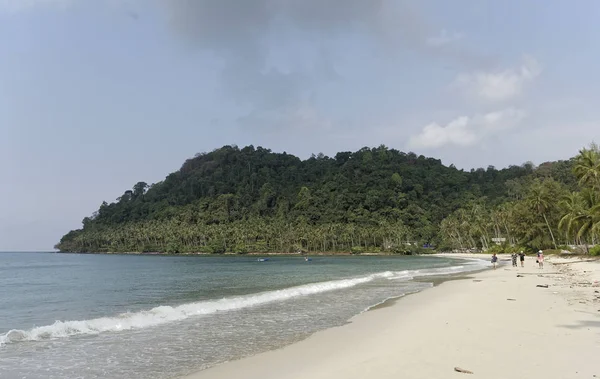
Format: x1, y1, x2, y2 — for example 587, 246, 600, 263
0, 271, 392, 345
0, 261, 488, 346
385, 259, 489, 281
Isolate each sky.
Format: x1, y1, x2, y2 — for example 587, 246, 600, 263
1, 0, 599, 251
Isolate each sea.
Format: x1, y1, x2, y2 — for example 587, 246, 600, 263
0, 252, 489, 379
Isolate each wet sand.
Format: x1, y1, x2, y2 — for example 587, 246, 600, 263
183, 254, 600, 379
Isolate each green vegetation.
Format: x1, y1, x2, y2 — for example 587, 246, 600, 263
56, 144, 600, 254
439, 143, 600, 253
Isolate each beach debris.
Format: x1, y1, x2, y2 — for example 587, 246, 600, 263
454, 367, 473, 374
536, 285, 549, 288
507, 298, 516, 301
473, 280, 483, 282
517, 274, 524, 277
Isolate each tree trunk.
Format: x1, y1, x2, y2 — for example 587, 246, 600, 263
542, 212, 558, 249
503, 222, 512, 244
456, 231, 464, 249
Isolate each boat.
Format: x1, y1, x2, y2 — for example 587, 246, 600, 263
257, 258, 269, 262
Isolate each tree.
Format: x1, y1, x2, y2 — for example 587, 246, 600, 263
559, 192, 585, 245
294, 187, 312, 211
573, 143, 600, 190
526, 179, 562, 249
133, 182, 149, 198
572, 189, 600, 250
55, 143, 589, 254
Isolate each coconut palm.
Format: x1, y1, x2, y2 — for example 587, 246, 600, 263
527, 180, 559, 249
573, 143, 600, 190
559, 192, 585, 245
573, 189, 600, 251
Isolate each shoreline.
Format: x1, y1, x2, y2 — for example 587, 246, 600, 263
53, 250, 427, 256
366, 274, 476, 312
181, 254, 599, 379
51, 250, 594, 258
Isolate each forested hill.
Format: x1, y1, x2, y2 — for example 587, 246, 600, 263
56, 144, 583, 254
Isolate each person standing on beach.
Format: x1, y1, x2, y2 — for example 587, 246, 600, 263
537, 250, 544, 269
491, 253, 498, 269
511, 252, 518, 267
519, 251, 525, 267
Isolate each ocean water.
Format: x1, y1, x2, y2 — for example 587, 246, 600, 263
0, 252, 488, 379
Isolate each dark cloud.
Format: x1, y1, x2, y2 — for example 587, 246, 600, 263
161, 0, 489, 128
164, 0, 387, 49
164, 0, 272, 59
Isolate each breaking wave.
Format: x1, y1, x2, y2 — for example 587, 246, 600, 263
0, 259, 487, 346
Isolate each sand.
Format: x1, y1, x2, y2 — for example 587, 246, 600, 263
183, 254, 600, 379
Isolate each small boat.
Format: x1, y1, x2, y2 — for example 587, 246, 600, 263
304, 257, 312, 262
257, 258, 269, 262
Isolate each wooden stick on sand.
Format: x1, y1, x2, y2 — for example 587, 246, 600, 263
454, 367, 474, 374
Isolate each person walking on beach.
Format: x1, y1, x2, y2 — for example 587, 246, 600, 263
491, 253, 498, 269
537, 250, 544, 269
511, 252, 518, 267
519, 251, 525, 268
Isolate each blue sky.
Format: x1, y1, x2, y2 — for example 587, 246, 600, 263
1, 0, 599, 251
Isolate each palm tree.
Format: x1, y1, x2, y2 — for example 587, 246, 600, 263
573, 189, 600, 252
527, 180, 558, 249
440, 217, 464, 249
573, 143, 600, 190
559, 192, 585, 245
496, 203, 517, 245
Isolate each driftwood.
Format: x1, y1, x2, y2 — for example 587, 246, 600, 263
536, 284, 549, 288
507, 298, 516, 301
454, 367, 474, 374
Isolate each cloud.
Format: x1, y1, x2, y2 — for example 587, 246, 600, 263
408, 116, 476, 149
426, 29, 463, 47
408, 108, 526, 149
160, 0, 391, 129
4, 0, 493, 135
160, 0, 489, 130
162, 0, 453, 54
455, 56, 541, 102
481, 108, 526, 131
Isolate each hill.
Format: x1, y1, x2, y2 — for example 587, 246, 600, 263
56, 144, 598, 254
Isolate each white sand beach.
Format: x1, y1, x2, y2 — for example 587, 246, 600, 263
184, 254, 600, 379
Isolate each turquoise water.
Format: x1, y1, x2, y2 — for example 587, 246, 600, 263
0, 252, 488, 379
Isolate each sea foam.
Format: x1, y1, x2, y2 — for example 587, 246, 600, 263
0, 260, 488, 346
